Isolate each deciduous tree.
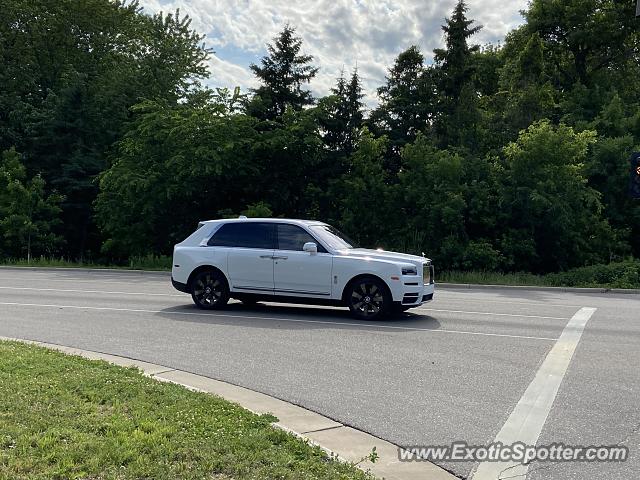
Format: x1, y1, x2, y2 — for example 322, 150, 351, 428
0, 148, 63, 260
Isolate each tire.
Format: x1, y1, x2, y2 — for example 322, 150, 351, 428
190, 270, 229, 310
346, 276, 391, 320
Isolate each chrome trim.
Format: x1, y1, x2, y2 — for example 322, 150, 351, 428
422, 262, 434, 285
275, 288, 330, 296
233, 286, 274, 292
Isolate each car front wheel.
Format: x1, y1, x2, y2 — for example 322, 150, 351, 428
346, 277, 390, 320
191, 270, 229, 310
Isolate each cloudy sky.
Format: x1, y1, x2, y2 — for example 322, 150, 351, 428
140, 0, 528, 106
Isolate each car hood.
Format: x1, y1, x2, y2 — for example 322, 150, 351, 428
337, 248, 430, 266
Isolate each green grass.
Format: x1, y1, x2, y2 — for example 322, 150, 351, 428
1, 254, 172, 271
440, 260, 640, 289
0, 341, 373, 480
3, 257, 639, 289
438, 270, 551, 287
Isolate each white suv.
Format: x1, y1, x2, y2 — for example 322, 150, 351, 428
171, 218, 434, 320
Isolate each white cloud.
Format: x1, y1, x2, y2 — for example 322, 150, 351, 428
141, 0, 527, 107
207, 53, 258, 90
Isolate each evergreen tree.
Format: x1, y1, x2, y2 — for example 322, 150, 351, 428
248, 25, 319, 120
499, 32, 555, 133
320, 68, 364, 158
433, 0, 482, 150
345, 68, 365, 151
369, 46, 435, 172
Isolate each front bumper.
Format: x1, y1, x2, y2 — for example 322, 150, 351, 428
400, 281, 435, 306
395, 261, 435, 306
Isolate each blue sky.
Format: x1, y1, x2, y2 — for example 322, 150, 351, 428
141, 0, 528, 106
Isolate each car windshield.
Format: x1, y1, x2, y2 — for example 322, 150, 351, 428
310, 225, 359, 250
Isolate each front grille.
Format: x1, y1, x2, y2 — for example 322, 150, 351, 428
423, 262, 435, 285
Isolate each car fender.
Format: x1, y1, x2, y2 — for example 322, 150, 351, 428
171, 246, 228, 286
331, 255, 409, 302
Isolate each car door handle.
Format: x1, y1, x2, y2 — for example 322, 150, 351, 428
272, 255, 288, 260
259, 255, 273, 259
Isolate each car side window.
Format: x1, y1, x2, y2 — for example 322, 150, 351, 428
208, 223, 275, 249
276, 224, 327, 252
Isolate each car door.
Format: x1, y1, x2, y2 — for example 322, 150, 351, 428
273, 224, 333, 297
208, 222, 275, 294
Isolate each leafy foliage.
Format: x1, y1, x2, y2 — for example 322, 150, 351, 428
0, 149, 63, 259
0, 0, 210, 258
497, 121, 613, 271
2, 0, 640, 275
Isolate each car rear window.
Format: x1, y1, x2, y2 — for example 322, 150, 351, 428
208, 222, 275, 249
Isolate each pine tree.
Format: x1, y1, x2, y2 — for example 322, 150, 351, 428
345, 68, 365, 152
321, 68, 364, 158
248, 25, 319, 120
369, 46, 435, 172
500, 32, 555, 132
433, 0, 482, 149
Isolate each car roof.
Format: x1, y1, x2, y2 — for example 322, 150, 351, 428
200, 218, 327, 227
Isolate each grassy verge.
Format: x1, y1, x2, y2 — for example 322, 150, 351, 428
438, 271, 551, 287
1, 254, 172, 271
0, 341, 373, 480
440, 259, 640, 289
3, 257, 639, 289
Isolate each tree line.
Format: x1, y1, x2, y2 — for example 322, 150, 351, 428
1, 0, 639, 273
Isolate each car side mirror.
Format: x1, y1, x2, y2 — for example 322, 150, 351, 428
303, 242, 318, 254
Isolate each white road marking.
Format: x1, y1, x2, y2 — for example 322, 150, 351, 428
0, 301, 556, 341
415, 308, 568, 320
0, 287, 580, 319
0, 286, 183, 297
430, 294, 586, 309
471, 306, 597, 480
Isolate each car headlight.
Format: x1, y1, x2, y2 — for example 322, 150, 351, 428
401, 266, 417, 276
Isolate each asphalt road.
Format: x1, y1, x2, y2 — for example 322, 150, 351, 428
0, 268, 638, 479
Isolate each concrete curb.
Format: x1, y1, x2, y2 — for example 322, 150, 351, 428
0, 336, 457, 480
4, 265, 638, 294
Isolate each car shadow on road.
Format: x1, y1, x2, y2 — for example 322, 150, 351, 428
156, 301, 442, 332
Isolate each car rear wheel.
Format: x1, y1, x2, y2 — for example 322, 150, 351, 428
191, 270, 229, 310
346, 277, 390, 320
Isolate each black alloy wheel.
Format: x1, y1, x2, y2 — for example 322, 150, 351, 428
191, 270, 229, 310
347, 277, 390, 320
